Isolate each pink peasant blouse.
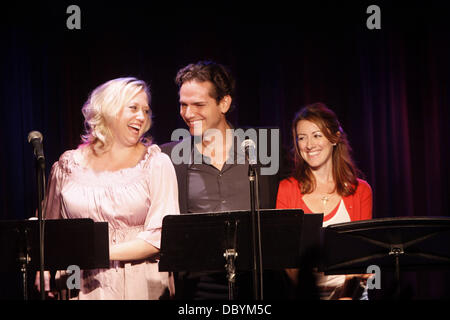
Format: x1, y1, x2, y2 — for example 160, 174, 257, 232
44, 144, 180, 299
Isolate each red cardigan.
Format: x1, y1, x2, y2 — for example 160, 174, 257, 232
276, 177, 373, 222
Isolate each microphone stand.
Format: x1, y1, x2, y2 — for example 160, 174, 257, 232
248, 163, 263, 300
36, 159, 46, 300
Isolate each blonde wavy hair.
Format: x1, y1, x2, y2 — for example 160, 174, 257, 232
81, 77, 152, 154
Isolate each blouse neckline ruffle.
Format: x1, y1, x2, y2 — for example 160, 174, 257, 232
57, 144, 161, 177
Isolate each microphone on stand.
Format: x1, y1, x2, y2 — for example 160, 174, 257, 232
27, 130, 46, 300
240, 139, 257, 166
27, 131, 45, 167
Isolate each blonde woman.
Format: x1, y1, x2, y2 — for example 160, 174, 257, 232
41, 77, 179, 299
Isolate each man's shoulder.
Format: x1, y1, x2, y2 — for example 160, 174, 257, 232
160, 138, 191, 154
159, 140, 179, 154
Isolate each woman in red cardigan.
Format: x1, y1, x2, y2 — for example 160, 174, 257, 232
276, 102, 373, 299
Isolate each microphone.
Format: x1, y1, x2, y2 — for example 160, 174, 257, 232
240, 139, 257, 165
28, 131, 45, 163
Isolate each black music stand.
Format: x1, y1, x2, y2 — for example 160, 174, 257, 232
159, 209, 322, 300
321, 217, 450, 297
0, 218, 109, 300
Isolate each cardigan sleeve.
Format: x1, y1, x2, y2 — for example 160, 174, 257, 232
357, 179, 373, 220
276, 177, 297, 209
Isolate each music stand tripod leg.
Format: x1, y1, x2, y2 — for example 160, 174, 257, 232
224, 249, 238, 300
17, 228, 31, 300
224, 220, 239, 300
389, 245, 404, 298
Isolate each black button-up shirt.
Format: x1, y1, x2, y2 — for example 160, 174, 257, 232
187, 140, 250, 213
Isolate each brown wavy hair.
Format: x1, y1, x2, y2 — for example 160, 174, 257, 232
291, 102, 363, 196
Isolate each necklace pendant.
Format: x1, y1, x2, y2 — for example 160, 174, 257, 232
321, 195, 330, 208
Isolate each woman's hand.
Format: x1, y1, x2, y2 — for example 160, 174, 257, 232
34, 271, 56, 298
109, 239, 159, 261
337, 274, 372, 300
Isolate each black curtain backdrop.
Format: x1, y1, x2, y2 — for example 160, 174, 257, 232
1, 1, 449, 299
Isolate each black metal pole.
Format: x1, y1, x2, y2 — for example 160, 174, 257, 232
394, 255, 400, 284
248, 165, 263, 300
36, 159, 46, 300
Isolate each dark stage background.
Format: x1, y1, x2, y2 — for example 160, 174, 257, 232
1, 1, 449, 299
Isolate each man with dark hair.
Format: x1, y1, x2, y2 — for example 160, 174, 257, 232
175, 61, 236, 114
161, 61, 285, 300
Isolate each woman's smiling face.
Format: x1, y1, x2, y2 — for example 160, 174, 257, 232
296, 119, 335, 170
109, 90, 151, 147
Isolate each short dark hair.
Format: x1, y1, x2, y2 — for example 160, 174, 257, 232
175, 61, 236, 112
